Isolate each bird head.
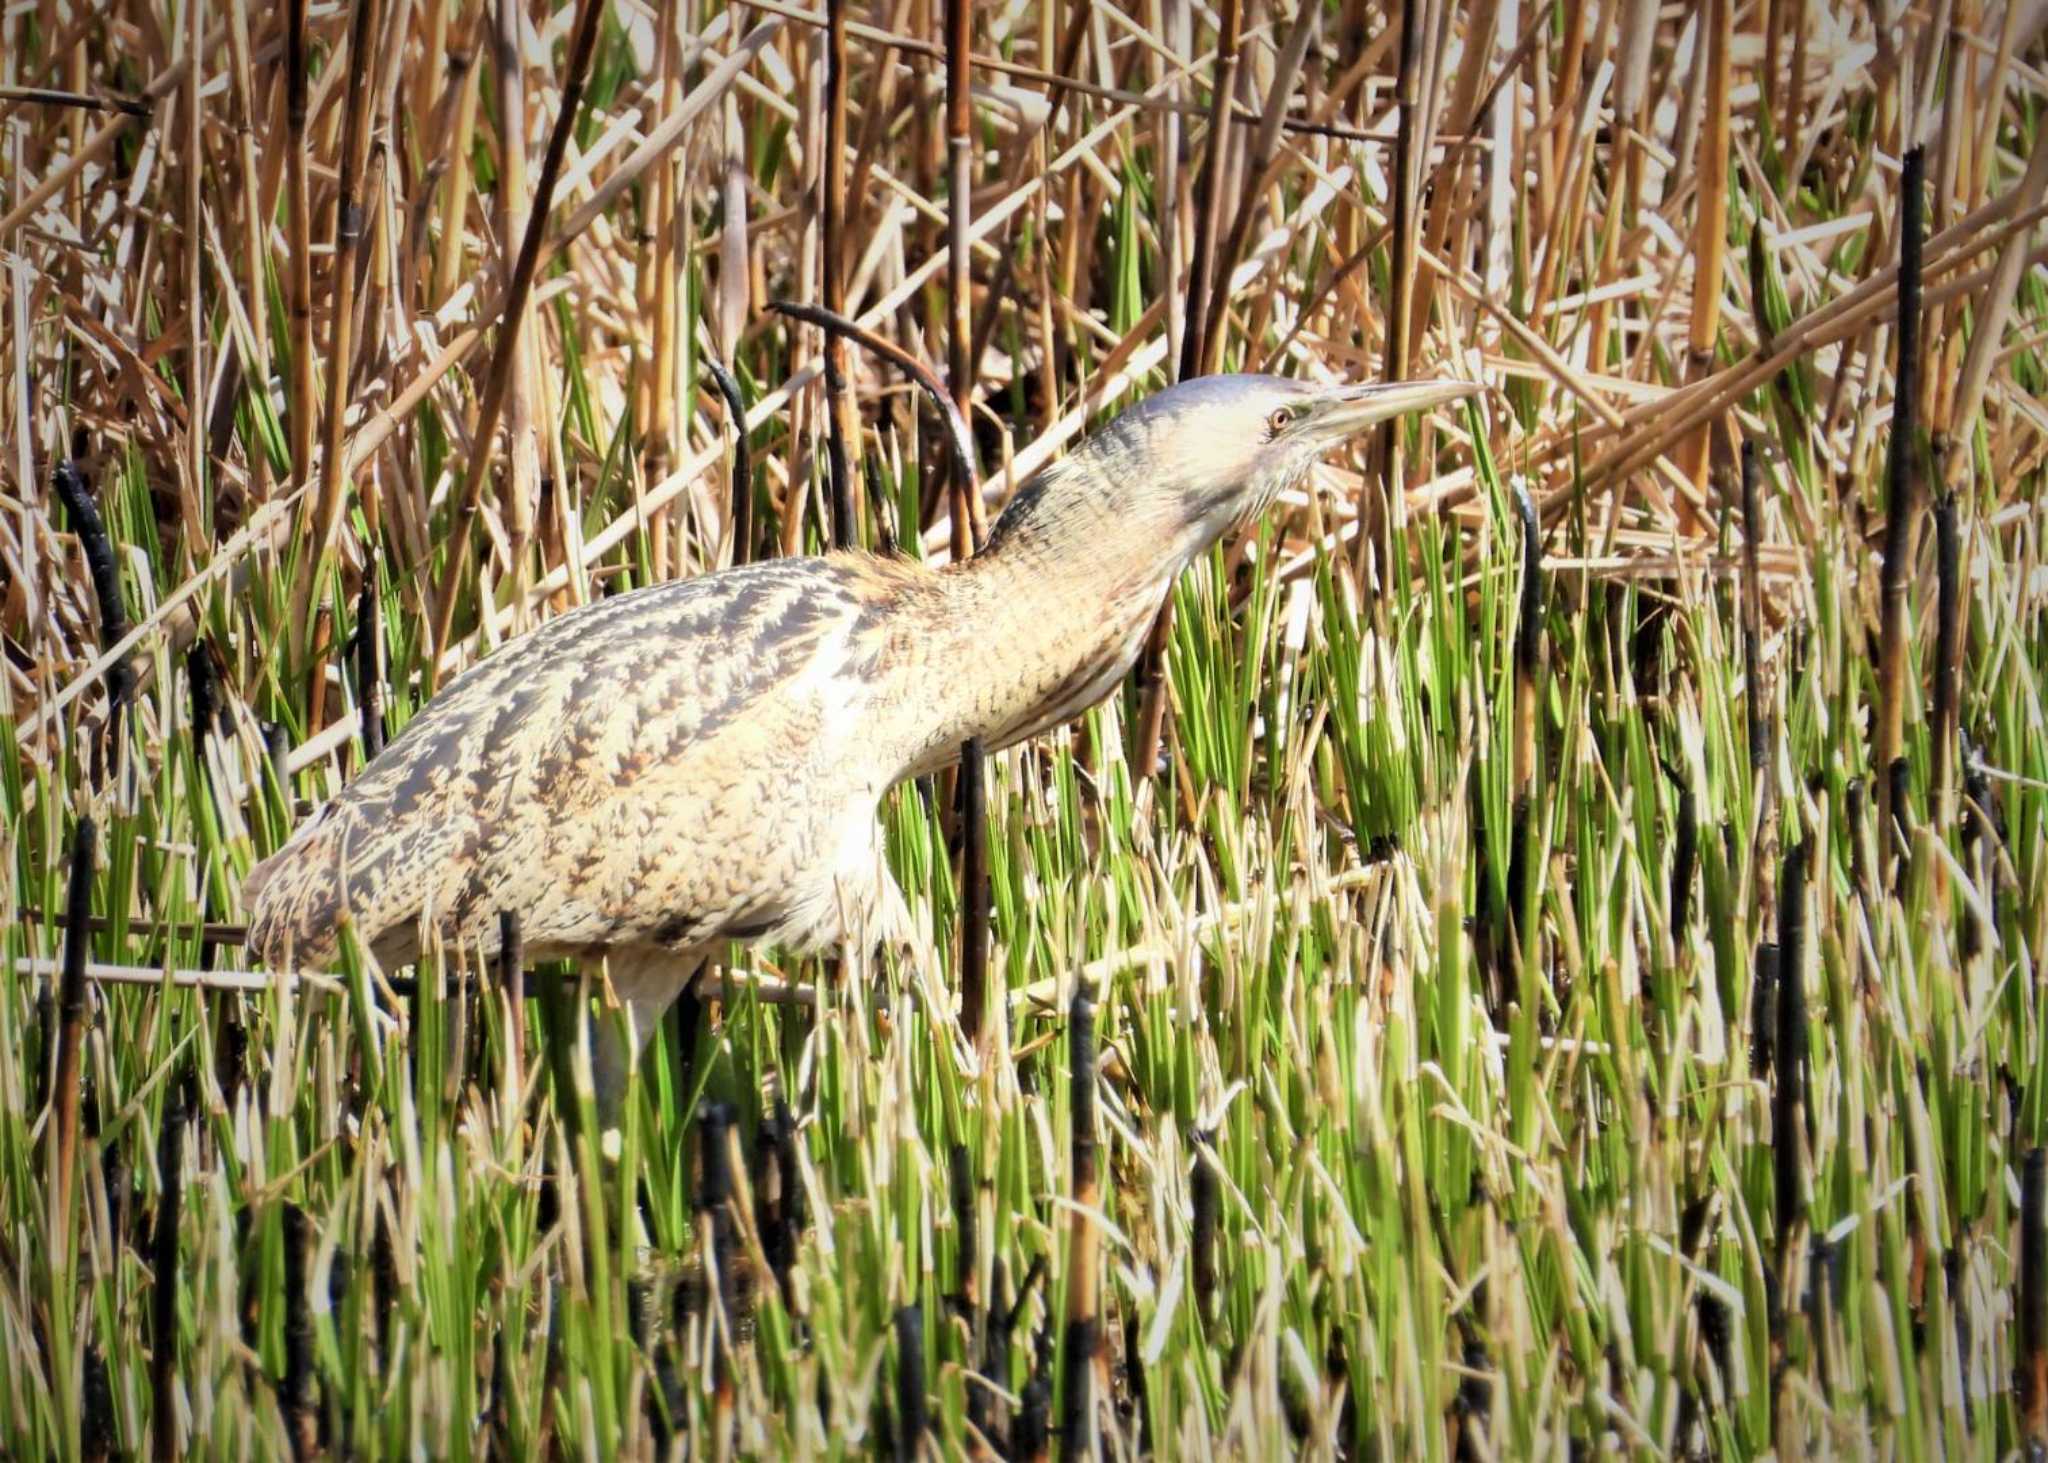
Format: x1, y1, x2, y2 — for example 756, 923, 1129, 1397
988, 373, 1480, 564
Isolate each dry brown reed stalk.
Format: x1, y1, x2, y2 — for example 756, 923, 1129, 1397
285, 0, 315, 525
822, 0, 858, 551
292, 0, 383, 703
1677, 0, 1732, 509
944, 0, 982, 553
432, 5, 487, 308
426, 0, 606, 684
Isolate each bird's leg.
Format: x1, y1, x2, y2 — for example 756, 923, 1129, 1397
585, 947, 707, 1133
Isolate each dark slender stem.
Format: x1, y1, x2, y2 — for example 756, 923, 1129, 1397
894, 1305, 926, 1461
149, 1078, 188, 1463
1932, 492, 1961, 817
704, 359, 753, 565
498, 910, 524, 1095
1876, 144, 1925, 859
1772, 839, 1810, 1297
50, 819, 96, 1234
766, 301, 977, 505
282, 1203, 318, 1459
51, 463, 132, 778
1062, 990, 1098, 1457
1179, 0, 1242, 383
428, 0, 608, 680
959, 735, 990, 1050
355, 576, 384, 761
2021, 1148, 2047, 1442
1191, 1129, 1219, 1325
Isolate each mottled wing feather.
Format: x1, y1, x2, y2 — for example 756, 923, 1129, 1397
244, 556, 893, 967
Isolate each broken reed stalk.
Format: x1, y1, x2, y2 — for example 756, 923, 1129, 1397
281, 1202, 318, 1459
426, 0, 606, 684
292, 0, 383, 690
2021, 1147, 2048, 1445
704, 359, 753, 565
49, 818, 96, 1237
1062, 990, 1099, 1458
149, 1080, 188, 1463
1876, 144, 1926, 859
1931, 493, 1961, 824
894, 1305, 926, 1461
50, 464, 132, 778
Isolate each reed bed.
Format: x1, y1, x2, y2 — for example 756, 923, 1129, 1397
2, 0, 2045, 1456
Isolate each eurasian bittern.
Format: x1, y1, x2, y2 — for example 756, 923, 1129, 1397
245, 373, 1475, 1101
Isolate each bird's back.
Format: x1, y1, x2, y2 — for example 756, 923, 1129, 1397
244, 554, 940, 968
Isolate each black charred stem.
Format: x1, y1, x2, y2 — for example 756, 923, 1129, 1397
1191, 1129, 1220, 1326
354, 577, 384, 761
1931, 492, 1961, 819
1876, 145, 1925, 861
976, 1256, 1013, 1452
498, 911, 524, 1094
704, 358, 753, 566
281, 1202, 320, 1459
950, 1142, 978, 1313
758, 1100, 801, 1306
51, 463, 133, 782
1665, 760, 1698, 969
149, 1076, 188, 1463
264, 722, 292, 810
959, 736, 991, 1054
1772, 839, 1811, 1336
371, 1208, 398, 1364
820, 338, 856, 549
1124, 1308, 1153, 1455
1750, 942, 1779, 1079
1063, 990, 1099, 1459
699, 1103, 740, 1395
1016, 1323, 1053, 1463
894, 1305, 927, 1461
50, 818, 96, 1231
2021, 1148, 2048, 1444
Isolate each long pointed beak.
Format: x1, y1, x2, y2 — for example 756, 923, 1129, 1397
1312, 378, 1481, 438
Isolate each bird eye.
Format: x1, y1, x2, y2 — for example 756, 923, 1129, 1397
1267, 406, 1296, 435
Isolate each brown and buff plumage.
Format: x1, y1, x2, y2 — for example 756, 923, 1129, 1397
244, 374, 1474, 1095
